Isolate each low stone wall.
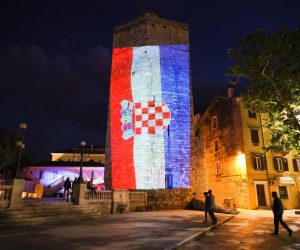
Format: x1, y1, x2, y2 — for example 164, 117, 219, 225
146, 188, 194, 210
85, 200, 112, 215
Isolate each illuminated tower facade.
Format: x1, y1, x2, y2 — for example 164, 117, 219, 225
105, 12, 192, 190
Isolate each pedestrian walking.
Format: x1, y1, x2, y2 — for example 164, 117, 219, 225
63, 177, 71, 202
203, 192, 209, 223
207, 189, 217, 225
271, 191, 292, 236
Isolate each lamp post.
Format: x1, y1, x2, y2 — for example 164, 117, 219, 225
15, 122, 27, 178
78, 141, 86, 183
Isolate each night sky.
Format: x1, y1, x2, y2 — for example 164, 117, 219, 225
0, 0, 299, 162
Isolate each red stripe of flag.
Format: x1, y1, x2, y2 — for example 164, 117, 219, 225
109, 48, 136, 189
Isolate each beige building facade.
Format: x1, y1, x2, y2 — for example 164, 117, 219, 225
199, 88, 300, 209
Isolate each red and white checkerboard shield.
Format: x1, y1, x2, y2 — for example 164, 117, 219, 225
134, 100, 171, 135
121, 100, 171, 139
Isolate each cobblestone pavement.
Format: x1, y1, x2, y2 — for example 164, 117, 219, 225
183, 209, 300, 250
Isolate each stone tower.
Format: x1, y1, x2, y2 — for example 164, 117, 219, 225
105, 12, 201, 191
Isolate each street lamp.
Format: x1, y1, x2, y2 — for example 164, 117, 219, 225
15, 122, 27, 178
78, 140, 86, 183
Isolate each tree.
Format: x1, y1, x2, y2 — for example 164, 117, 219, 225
226, 27, 300, 153
0, 128, 18, 174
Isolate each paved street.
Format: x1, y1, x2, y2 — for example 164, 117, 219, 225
0, 210, 231, 250
1, 209, 300, 250
184, 209, 300, 250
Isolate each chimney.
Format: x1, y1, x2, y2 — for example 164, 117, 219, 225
227, 85, 234, 98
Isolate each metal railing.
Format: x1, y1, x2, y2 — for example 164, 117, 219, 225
0, 185, 13, 202
84, 190, 112, 201
48, 176, 65, 188
44, 176, 65, 196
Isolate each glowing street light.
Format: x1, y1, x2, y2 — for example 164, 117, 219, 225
78, 140, 86, 183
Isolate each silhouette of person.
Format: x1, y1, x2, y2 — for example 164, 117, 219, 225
63, 177, 71, 202
203, 192, 209, 223
207, 189, 217, 225
272, 191, 292, 236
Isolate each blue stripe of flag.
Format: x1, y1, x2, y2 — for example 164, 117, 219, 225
159, 45, 190, 188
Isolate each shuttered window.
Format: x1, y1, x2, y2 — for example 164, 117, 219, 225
252, 155, 267, 171
293, 158, 300, 172
273, 157, 289, 171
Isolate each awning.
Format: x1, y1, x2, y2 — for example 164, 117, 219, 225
278, 176, 296, 185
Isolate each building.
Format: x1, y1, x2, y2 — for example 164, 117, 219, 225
199, 86, 300, 209
22, 146, 105, 196
105, 12, 205, 191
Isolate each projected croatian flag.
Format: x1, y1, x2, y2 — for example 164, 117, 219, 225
109, 45, 190, 190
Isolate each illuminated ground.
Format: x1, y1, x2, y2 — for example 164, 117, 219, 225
0, 210, 231, 250
184, 209, 300, 250
0, 209, 299, 249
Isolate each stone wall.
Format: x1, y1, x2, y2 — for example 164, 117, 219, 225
200, 97, 249, 208
146, 188, 194, 210
190, 133, 208, 198
113, 12, 188, 48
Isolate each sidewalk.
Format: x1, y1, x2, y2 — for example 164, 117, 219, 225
0, 210, 233, 250
183, 209, 300, 250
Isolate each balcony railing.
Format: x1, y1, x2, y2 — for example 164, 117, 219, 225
84, 190, 112, 201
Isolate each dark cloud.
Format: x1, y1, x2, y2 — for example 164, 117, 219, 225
0, 45, 111, 131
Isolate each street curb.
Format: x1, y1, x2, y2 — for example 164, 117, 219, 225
164, 213, 237, 250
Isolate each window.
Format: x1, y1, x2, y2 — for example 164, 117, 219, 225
248, 110, 257, 119
293, 158, 300, 172
252, 155, 267, 170
214, 140, 219, 152
279, 186, 289, 199
252, 155, 262, 170
250, 129, 260, 145
211, 116, 218, 130
216, 162, 221, 174
273, 157, 289, 171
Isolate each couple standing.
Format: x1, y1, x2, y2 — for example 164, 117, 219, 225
203, 190, 218, 225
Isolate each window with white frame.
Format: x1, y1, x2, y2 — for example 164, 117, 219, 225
275, 157, 284, 171
293, 158, 300, 172
216, 162, 221, 174
252, 155, 263, 170
211, 116, 218, 130
274, 157, 289, 171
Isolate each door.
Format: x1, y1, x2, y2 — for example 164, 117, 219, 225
256, 184, 266, 206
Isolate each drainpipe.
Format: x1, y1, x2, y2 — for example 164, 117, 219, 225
259, 112, 272, 208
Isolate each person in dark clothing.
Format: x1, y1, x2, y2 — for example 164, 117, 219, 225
207, 189, 217, 225
87, 179, 96, 196
203, 192, 209, 223
63, 177, 71, 202
272, 191, 292, 236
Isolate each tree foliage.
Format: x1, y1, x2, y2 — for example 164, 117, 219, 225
0, 128, 18, 171
226, 27, 300, 152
